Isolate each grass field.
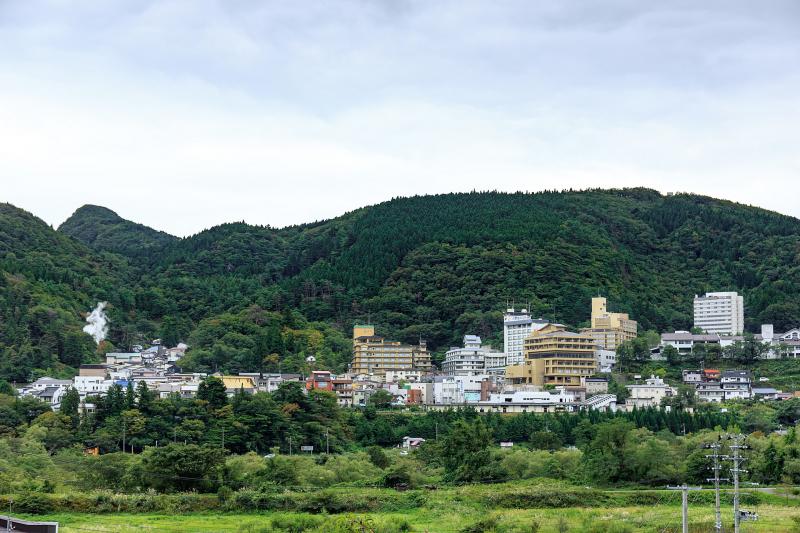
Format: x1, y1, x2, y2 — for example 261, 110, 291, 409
11, 482, 800, 532
29, 502, 800, 532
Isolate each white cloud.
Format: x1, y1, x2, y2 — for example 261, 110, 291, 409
0, 0, 799, 235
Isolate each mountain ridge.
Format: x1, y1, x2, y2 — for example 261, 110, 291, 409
2, 189, 800, 381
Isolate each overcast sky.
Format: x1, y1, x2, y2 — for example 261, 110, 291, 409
1, 1, 799, 237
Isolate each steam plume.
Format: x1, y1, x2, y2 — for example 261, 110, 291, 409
83, 302, 109, 344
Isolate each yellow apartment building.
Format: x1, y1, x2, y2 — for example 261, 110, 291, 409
580, 296, 637, 351
351, 325, 432, 376
505, 324, 598, 387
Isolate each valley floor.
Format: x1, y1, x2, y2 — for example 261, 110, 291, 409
31, 504, 800, 533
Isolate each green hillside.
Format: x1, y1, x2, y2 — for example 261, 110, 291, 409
0, 203, 133, 380
58, 204, 178, 260
2, 189, 800, 381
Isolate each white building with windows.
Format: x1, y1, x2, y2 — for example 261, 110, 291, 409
625, 375, 676, 409
693, 291, 744, 335
720, 370, 752, 400
596, 349, 617, 372
503, 308, 550, 366
443, 335, 504, 376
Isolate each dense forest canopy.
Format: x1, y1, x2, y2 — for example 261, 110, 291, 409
2, 188, 800, 380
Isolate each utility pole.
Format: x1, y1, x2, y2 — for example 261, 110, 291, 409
325, 428, 330, 455
668, 485, 701, 533
726, 433, 751, 533
122, 417, 126, 454
705, 439, 729, 533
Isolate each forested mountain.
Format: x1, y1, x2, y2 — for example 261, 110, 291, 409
58, 205, 178, 260
0, 203, 132, 381
2, 189, 800, 382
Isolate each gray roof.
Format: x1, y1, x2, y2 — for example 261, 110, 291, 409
722, 370, 751, 378
753, 388, 779, 394
30, 377, 72, 387
662, 332, 742, 342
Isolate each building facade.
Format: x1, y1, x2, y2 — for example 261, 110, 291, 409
625, 376, 676, 409
350, 325, 432, 377
503, 309, 549, 366
506, 324, 598, 387
580, 296, 638, 351
693, 291, 744, 335
442, 335, 504, 376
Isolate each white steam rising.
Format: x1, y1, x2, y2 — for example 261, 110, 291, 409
83, 302, 109, 344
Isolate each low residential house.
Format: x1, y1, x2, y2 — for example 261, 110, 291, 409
105, 352, 143, 365
79, 364, 108, 377
596, 349, 617, 373
753, 387, 781, 401
331, 378, 354, 406
657, 331, 740, 359
756, 325, 800, 358
407, 382, 433, 405
18, 377, 72, 407
306, 371, 333, 392
74, 375, 113, 398
221, 376, 257, 396
157, 382, 183, 398
582, 377, 609, 396
625, 376, 676, 409
32, 386, 69, 409
352, 380, 383, 407
402, 437, 426, 449
407, 388, 424, 405
682, 370, 704, 384
239, 372, 302, 393
721, 370, 752, 400
696, 382, 725, 403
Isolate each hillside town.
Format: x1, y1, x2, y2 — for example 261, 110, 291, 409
17, 291, 799, 417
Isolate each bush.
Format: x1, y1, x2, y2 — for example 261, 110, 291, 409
368, 446, 391, 469
217, 485, 233, 503
460, 515, 499, 533
383, 466, 412, 489
10, 493, 54, 514
271, 514, 324, 532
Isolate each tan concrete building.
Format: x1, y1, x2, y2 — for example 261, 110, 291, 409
350, 325, 432, 376
505, 324, 598, 387
580, 296, 637, 351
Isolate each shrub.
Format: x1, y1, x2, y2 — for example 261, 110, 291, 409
11, 493, 54, 514
271, 514, 323, 532
383, 466, 412, 489
460, 515, 499, 533
367, 446, 391, 469
217, 485, 233, 503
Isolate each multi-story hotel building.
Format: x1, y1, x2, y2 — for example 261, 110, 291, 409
350, 325, 432, 377
442, 335, 505, 376
693, 291, 744, 335
503, 308, 549, 366
506, 324, 598, 387
580, 296, 638, 351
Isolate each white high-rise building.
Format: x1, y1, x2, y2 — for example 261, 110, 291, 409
693, 292, 744, 335
443, 335, 505, 376
503, 309, 549, 366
